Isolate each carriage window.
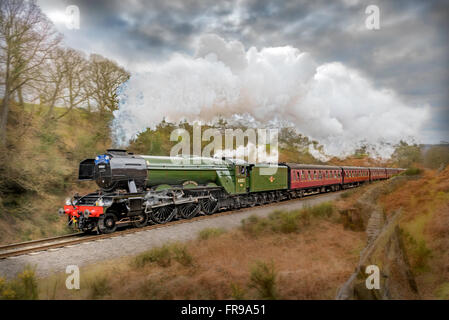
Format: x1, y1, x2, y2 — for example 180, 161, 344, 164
319, 172, 322, 179
297, 171, 300, 180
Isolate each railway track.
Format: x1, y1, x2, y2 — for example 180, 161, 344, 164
0, 188, 351, 260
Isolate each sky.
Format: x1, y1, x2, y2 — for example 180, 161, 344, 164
37, 0, 449, 157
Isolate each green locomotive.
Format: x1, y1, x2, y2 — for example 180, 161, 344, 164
63, 149, 288, 233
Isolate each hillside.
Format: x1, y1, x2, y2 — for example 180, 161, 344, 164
0, 102, 110, 243
379, 166, 449, 299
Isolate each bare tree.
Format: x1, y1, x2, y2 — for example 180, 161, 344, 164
0, 0, 61, 145
40, 47, 66, 120
56, 48, 89, 119
37, 47, 90, 122
86, 54, 130, 114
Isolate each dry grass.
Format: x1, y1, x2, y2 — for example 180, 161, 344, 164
379, 165, 449, 299
38, 205, 364, 300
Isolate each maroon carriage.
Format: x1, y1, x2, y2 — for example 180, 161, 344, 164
286, 164, 342, 197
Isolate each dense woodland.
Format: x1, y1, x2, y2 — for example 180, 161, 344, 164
0, 0, 448, 243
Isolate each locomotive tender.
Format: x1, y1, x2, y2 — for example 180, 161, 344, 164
60, 149, 403, 234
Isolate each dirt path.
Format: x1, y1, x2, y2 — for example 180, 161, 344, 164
0, 192, 343, 279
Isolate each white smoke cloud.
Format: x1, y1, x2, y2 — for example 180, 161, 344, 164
113, 34, 429, 158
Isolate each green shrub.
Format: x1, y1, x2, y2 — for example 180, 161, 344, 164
89, 276, 111, 299
248, 261, 278, 300
134, 245, 172, 268
0, 267, 39, 300
198, 227, 226, 240
242, 203, 333, 236
172, 244, 194, 267
241, 215, 270, 237
277, 211, 301, 233
308, 202, 334, 218
230, 282, 246, 300
401, 230, 432, 272
134, 243, 194, 268
403, 167, 422, 176
268, 210, 302, 233
414, 240, 432, 271
423, 146, 449, 169
340, 192, 351, 199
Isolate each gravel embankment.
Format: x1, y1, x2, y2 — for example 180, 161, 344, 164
0, 192, 342, 279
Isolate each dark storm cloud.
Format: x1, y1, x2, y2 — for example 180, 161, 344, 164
37, 0, 449, 143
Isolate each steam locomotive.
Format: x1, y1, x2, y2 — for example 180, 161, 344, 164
60, 149, 403, 234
